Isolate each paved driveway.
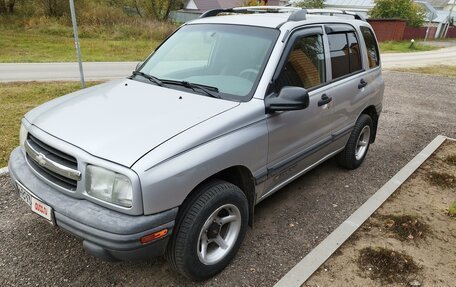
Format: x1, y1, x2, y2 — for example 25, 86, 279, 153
0, 72, 455, 286
1, 46, 455, 82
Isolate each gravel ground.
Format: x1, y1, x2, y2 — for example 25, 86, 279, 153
0, 72, 455, 287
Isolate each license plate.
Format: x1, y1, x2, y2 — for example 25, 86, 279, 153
16, 181, 54, 224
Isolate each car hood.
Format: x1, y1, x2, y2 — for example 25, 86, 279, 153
25, 79, 239, 167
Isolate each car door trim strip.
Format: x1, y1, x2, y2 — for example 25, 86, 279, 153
255, 124, 353, 184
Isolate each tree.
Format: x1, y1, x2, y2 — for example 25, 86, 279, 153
294, 0, 324, 9
40, 0, 69, 17
145, 0, 183, 21
369, 0, 426, 27
240, 0, 266, 6
0, 0, 17, 14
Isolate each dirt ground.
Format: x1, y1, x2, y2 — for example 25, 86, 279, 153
0, 72, 455, 287
305, 140, 456, 286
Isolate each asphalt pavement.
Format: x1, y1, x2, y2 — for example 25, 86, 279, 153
0, 62, 138, 82
1, 46, 455, 82
1, 72, 455, 286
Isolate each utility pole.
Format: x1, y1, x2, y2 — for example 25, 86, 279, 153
424, 11, 433, 41
443, 2, 454, 38
69, 0, 85, 88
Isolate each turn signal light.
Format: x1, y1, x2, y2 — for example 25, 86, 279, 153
140, 229, 168, 244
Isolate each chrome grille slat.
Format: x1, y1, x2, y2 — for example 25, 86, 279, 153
27, 155, 77, 190
28, 134, 77, 167
25, 134, 80, 191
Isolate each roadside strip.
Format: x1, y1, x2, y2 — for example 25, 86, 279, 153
274, 135, 452, 287
0, 167, 8, 175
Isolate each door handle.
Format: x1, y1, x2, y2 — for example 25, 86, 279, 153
318, 94, 332, 107
358, 79, 368, 89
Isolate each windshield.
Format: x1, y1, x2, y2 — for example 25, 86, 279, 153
139, 24, 279, 100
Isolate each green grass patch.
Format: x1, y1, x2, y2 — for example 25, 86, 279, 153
379, 41, 438, 53
0, 81, 100, 167
393, 65, 456, 78
449, 201, 456, 218
0, 16, 176, 62
0, 28, 158, 63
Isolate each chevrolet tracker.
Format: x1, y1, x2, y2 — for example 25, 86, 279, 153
9, 7, 384, 280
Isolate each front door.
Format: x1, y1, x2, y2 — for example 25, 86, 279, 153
262, 26, 335, 195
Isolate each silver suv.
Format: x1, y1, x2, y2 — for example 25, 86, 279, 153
9, 7, 384, 280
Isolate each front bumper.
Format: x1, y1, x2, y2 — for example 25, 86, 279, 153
8, 147, 177, 261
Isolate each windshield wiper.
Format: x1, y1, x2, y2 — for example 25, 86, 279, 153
161, 80, 221, 99
131, 71, 163, 86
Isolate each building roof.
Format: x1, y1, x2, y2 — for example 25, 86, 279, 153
323, 0, 374, 7
424, 0, 450, 8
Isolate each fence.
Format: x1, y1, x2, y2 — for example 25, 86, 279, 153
367, 19, 456, 41
402, 26, 437, 40
367, 19, 406, 41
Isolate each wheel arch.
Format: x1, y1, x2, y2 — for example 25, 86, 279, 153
178, 165, 256, 228
360, 105, 378, 143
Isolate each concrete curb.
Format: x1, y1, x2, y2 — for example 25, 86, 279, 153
0, 166, 8, 175
274, 135, 449, 287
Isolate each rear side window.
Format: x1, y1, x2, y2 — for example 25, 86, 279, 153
360, 26, 380, 68
275, 34, 326, 90
328, 32, 363, 79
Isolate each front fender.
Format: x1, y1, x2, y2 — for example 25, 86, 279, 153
133, 100, 268, 215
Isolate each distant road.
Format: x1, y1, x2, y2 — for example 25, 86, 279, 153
0, 62, 137, 82
0, 46, 455, 82
381, 46, 456, 69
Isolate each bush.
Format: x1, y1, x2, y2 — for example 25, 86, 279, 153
370, 0, 426, 27
294, 0, 324, 8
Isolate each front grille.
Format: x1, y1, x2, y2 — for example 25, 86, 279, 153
25, 134, 79, 191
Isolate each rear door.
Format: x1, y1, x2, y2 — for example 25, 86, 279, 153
324, 24, 368, 148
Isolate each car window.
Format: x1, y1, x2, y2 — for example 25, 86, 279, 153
347, 32, 362, 72
328, 32, 363, 79
328, 33, 350, 79
139, 24, 279, 100
275, 34, 326, 91
360, 26, 380, 68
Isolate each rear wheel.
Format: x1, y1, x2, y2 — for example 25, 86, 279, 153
166, 180, 248, 281
338, 114, 373, 170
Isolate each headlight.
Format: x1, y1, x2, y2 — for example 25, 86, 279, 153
19, 123, 28, 148
86, 165, 133, 207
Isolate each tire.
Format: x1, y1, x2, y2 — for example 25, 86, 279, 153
166, 180, 248, 281
338, 114, 373, 170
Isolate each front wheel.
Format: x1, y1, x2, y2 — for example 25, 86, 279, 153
338, 114, 373, 170
166, 180, 248, 281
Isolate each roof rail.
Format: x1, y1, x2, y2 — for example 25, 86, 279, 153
302, 9, 366, 21
200, 6, 366, 22
200, 6, 300, 18
200, 8, 233, 18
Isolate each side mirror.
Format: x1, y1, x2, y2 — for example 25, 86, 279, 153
135, 62, 143, 71
265, 86, 310, 113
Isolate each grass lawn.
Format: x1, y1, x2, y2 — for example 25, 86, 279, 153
0, 29, 159, 63
379, 41, 438, 53
393, 65, 456, 77
0, 81, 100, 167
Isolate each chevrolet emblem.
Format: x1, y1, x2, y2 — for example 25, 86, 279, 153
36, 153, 47, 166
